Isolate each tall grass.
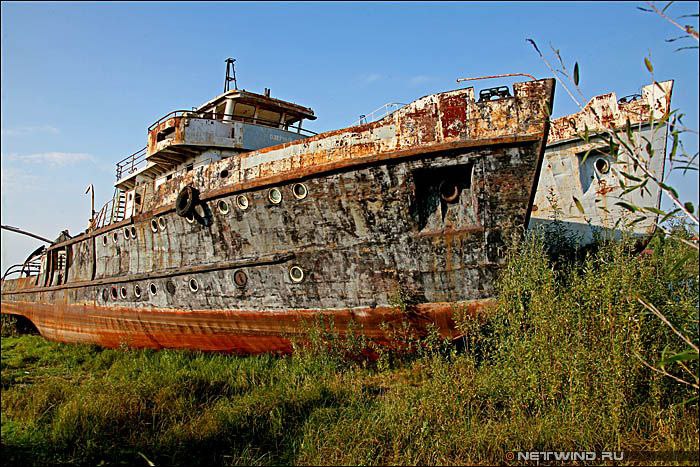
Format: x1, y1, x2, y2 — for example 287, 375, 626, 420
1, 230, 697, 466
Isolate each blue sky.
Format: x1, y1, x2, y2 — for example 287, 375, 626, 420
1, 1, 698, 272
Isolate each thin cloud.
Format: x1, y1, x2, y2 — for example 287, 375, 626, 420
5, 152, 95, 166
1, 125, 60, 136
359, 72, 384, 84
409, 75, 432, 86
0, 166, 44, 192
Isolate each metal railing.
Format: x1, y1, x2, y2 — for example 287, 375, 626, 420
148, 110, 318, 136
93, 196, 113, 229
116, 147, 147, 181
92, 186, 131, 230
2, 260, 41, 281
354, 102, 406, 126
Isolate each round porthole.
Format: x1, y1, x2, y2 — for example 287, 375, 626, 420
130, 226, 137, 239
102, 288, 109, 301
188, 278, 199, 293
158, 217, 167, 231
235, 194, 249, 211
186, 213, 196, 224
292, 183, 308, 200
595, 158, 610, 175
120, 286, 127, 299
439, 180, 460, 203
102, 235, 108, 246
134, 285, 142, 298
123, 227, 131, 240
150, 219, 159, 233
268, 188, 282, 204
113, 232, 119, 243
149, 283, 158, 296
220, 169, 229, 179
166, 280, 176, 295
289, 266, 305, 283
217, 199, 230, 215
233, 270, 248, 288
111, 286, 118, 300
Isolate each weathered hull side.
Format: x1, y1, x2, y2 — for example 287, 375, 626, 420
530, 81, 673, 244
1, 79, 555, 353
2, 146, 539, 351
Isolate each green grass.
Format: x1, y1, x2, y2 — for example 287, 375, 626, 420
1, 230, 698, 466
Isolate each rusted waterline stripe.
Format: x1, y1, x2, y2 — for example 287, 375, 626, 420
1, 298, 497, 352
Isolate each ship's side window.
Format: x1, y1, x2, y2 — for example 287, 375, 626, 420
410, 163, 473, 231
49, 248, 69, 286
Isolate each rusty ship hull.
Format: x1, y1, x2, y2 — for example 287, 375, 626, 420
1, 79, 554, 354
530, 81, 673, 244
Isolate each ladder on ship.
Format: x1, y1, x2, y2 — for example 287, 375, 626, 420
110, 188, 127, 223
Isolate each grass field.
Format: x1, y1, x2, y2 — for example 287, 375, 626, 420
1, 230, 698, 466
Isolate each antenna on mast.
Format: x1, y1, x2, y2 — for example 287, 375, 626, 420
224, 58, 238, 92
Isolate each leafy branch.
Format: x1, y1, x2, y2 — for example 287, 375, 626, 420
639, 1, 699, 42
527, 33, 699, 233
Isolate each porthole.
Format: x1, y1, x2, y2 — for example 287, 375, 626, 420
134, 285, 142, 298
120, 286, 127, 299
595, 157, 610, 175
268, 188, 282, 204
102, 235, 108, 246
233, 270, 248, 288
150, 219, 159, 233
149, 283, 158, 296
292, 183, 308, 200
289, 266, 305, 283
102, 288, 109, 301
188, 278, 199, 293
166, 280, 176, 295
158, 217, 167, 231
235, 194, 249, 210
111, 286, 118, 300
438, 180, 460, 203
130, 226, 137, 239
112, 232, 119, 243
217, 199, 230, 215
220, 169, 229, 179
186, 213, 196, 224
124, 227, 131, 240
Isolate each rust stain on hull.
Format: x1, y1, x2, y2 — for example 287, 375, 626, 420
1, 299, 494, 354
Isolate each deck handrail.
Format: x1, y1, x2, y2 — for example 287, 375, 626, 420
354, 102, 407, 126
115, 147, 148, 181
2, 261, 41, 281
147, 110, 318, 136
94, 197, 114, 229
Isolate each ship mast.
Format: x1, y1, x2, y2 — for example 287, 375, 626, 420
224, 58, 238, 92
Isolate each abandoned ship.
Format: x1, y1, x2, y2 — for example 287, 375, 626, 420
531, 81, 673, 243
1, 70, 556, 352
0, 68, 673, 354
